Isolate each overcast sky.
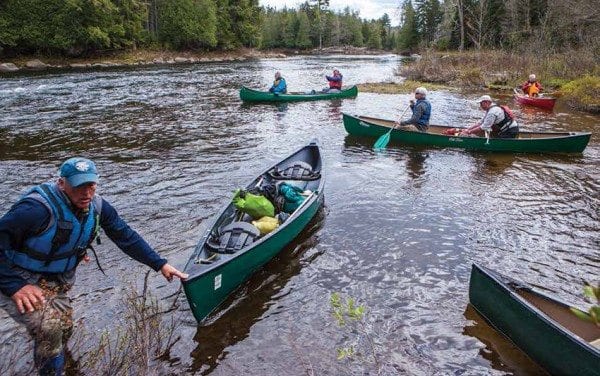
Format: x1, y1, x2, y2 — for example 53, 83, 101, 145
259, 0, 401, 26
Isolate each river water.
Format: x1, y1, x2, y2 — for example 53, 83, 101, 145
0, 55, 598, 375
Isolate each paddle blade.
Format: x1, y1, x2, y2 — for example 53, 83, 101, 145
373, 130, 391, 149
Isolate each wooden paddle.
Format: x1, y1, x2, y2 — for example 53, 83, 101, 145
373, 106, 411, 150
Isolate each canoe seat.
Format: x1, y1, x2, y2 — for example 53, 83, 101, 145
269, 161, 320, 181
206, 222, 260, 254
591, 338, 600, 349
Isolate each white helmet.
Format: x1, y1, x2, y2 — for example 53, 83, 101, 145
415, 87, 427, 96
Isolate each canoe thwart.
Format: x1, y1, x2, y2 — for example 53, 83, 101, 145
206, 222, 261, 254
269, 161, 321, 181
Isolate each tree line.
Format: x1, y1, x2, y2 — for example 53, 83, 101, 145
398, 0, 599, 52
260, 5, 400, 50
0, 0, 596, 56
0, 0, 261, 55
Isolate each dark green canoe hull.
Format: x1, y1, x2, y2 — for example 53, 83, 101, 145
183, 141, 324, 323
343, 113, 591, 153
469, 264, 600, 376
240, 85, 358, 102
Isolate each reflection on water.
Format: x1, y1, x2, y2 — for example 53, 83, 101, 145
190, 210, 325, 375
463, 305, 549, 375
0, 55, 598, 375
405, 149, 429, 181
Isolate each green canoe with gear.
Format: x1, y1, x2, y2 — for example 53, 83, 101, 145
240, 85, 358, 102
469, 263, 600, 376
343, 113, 591, 153
183, 139, 325, 323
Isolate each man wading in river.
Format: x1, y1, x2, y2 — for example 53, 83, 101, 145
0, 157, 188, 375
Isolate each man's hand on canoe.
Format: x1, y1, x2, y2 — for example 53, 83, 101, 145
160, 263, 189, 282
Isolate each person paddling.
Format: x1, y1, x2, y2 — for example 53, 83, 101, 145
398, 87, 431, 132
521, 74, 543, 97
269, 71, 287, 94
324, 68, 343, 93
460, 95, 519, 138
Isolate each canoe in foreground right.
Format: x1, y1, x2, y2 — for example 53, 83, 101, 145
469, 263, 600, 376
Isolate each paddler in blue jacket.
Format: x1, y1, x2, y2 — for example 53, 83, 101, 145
269, 71, 287, 94
399, 86, 431, 132
0, 157, 188, 375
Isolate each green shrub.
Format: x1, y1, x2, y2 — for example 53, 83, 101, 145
561, 75, 600, 113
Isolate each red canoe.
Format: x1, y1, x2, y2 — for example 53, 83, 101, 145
514, 89, 556, 110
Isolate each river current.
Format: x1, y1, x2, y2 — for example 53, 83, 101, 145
0, 55, 598, 375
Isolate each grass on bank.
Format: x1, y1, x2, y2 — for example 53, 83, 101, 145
357, 80, 452, 95
561, 75, 600, 113
399, 49, 598, 89
393, 50, 599, 113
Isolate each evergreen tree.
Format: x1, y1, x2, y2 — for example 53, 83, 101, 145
367, 22, 383, 49
415, 0, 443, 46
295, 11, 312, 48
156, 0, 217, 49
398, 0, 420, 51
379, 13, 392, 49
229, 0, 261, 47
113, 0, 148, 50
309, 0, 329, 49
214, 0, 237, 50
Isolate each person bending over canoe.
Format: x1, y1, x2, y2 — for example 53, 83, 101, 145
0, 157, 188, 375
269, 71, 287, 94
397, 87, 431, 132
323, 68, 343, 93
521, 74, 543, 97
460, 95, 519, 138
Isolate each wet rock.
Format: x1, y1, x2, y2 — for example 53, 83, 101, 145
70, 63, 89, 68
0, 63, 19, 72
174, 57, 189, 63
25, 59, 48, 70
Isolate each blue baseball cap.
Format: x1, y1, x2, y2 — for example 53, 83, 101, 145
59, 157, 99, 187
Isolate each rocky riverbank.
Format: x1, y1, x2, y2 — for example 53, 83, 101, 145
0, 46, 399, 75
0, 48, 288, 74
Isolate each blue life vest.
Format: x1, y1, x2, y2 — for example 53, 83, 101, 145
414, 99, 431, 126
4, 183, 100, 273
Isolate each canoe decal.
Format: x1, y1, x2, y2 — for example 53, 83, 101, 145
214, 274, 222, 290
448, 137, 463, 142
359, 121, 370, 128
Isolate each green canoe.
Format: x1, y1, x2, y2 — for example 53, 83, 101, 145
183, 140, 325, 323
240, 85, 358, 102
469, 263, 600, 376
343, 113, 591, 153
